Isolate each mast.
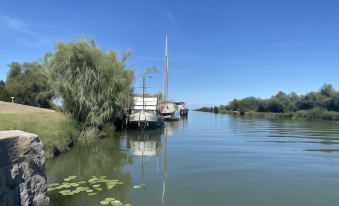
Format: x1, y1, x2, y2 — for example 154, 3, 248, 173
165, 35, 168, 104
162, 126, 168, 205
143, 75, 145, 109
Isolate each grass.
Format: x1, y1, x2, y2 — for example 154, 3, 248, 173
0, 112, 78, 158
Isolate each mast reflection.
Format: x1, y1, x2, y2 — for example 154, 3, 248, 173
119, 119, 187, 205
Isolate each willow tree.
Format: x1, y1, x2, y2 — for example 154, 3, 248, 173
47, 39, 134, 142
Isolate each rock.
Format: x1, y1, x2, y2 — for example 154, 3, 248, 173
0, 130, 49, 206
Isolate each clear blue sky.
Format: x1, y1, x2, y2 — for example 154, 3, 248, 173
1, 0, 339, 108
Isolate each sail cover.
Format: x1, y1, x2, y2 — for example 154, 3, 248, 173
133, 95, 158, 110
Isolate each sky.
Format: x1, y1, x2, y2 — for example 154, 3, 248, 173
1, 0, 339, 108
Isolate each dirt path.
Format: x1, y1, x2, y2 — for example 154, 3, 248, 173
0, 101, 55, 113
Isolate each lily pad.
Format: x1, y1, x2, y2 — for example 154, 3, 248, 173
68, 175, 77, 179
70, 183, 79, 187
88, 192, 98, 196
48, 183, 59, 187
111, 200, 123, 206
59, 190, 74, 196
112, 200, 121, 204
47, 187, 56, 192
59, 190, 72, 193
73, 189, 81, 193
100, 200, 110, 205
62, 184, 71, 188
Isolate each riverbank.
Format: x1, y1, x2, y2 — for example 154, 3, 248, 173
0, 101, 78, 158
195, 108, 339, 121
245, 109, 339, 120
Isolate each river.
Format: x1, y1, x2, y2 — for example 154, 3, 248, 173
46, 111, 339, 206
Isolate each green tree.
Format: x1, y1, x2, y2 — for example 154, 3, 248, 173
47, 38, 134, 141
5, 62, 53, 108
0, 80, 9, 101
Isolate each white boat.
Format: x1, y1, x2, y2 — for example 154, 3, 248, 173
128, 94, 164, 130
159, 101, 178, 120
176, 102, 189, 116
159, 35, 179, 121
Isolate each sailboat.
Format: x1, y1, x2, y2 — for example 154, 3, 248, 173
158, 36, 179, 121
128, 75, 164, 130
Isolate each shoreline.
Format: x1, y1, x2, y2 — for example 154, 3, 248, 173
195, 109, 339, 121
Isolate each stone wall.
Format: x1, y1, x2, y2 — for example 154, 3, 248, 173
0, 130, 49, 206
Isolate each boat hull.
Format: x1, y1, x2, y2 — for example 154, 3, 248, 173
161, 112, 179, 121
180, 109, 189, 116
128, 120, 164, 130
128, 109, 164, 130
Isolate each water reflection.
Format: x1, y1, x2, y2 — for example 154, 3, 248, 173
122, 131, 162, 157
119, 124, 174, 206
116, 117, 187, 205
47, 138, 133, 206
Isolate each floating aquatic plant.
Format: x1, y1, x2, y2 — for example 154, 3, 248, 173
48, 183, 59, 187
99, 198, 131, 206
59, 190, 75, 196
133, 183, 146, 189
48, 175, 131, 206
100, 200, 110, 205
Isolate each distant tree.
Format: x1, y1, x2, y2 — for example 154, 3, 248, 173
0, 80, 9, 101
320, 84, 335, 97
228, 99, 240, 111
5, 62, 54, 108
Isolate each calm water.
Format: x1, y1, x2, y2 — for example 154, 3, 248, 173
46, 111, 339, 206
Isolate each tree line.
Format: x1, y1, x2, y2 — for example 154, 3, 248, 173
196, 84, 339, 119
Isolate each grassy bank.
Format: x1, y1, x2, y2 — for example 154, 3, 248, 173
0, 112, 78, 158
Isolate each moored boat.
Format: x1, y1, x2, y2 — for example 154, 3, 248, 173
128, 94, 164, 130
176, 102, 189, 116
158, 101, 178, 120
160, 35, 179, 121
